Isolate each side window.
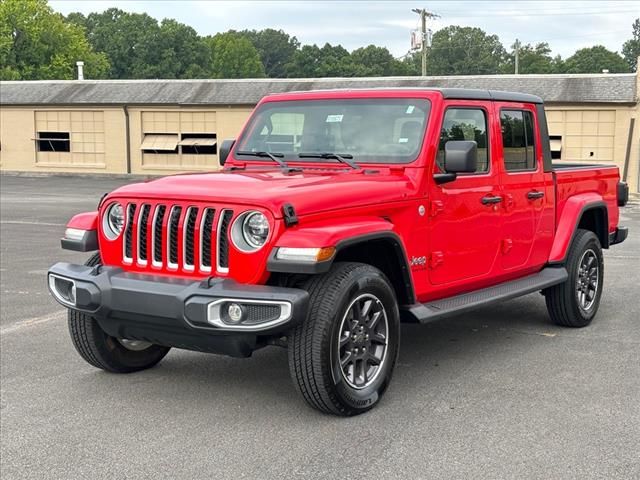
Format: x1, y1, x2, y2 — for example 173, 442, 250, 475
501, 109, 536, 171
436, 108, 489, 173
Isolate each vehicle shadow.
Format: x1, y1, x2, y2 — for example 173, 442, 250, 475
75, 294, 561, 419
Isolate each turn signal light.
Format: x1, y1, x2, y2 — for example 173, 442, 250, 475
276, 247, 336, 263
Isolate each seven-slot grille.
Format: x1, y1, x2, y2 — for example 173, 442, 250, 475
120, 202, 233, 274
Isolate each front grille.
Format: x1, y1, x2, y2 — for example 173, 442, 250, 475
153, 205, 166, 265
124, 203, 136, 263
184, 207, 198, 270
217, 210, 233, 272
138, 204, 151, 263
118, 201, 234, 275
200, 208, 215, 271
168, 206, 182, 268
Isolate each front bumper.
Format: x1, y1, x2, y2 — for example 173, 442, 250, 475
47, 262, 308, 357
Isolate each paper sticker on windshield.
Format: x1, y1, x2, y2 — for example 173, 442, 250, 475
399, 138, 409, 143
406, 105, 415, 114
326, 114, 344, 123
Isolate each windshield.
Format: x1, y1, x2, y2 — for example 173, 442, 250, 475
235, 98, 431, 164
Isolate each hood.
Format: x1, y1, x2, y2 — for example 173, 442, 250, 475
108, 167, 418, 218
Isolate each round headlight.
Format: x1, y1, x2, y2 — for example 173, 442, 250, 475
103, 202, 125, 240
242, 212, 269, 248
231, 211, 270, 252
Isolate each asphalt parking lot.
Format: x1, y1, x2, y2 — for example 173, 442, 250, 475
1, 174, 639, 479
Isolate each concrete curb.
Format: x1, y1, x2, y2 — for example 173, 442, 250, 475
1, 170, 162, 181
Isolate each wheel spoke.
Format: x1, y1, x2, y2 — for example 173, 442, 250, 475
341, 351, 354, 368
360, 299, 373, 320
351, 301, 361, 320
369, 311, 381, 329
367, 354, 381, 366
371, 332, 386, 345
339, 332, 351, 347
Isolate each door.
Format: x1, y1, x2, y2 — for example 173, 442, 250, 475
496, 105, 550, 271
428, 103, 503, 286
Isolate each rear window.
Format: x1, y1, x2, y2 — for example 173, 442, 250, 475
501, 110, 536, 171
235, 99, 431, 164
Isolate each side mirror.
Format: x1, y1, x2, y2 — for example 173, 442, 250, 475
434, 140, 478, 185
219, 139, 235, 166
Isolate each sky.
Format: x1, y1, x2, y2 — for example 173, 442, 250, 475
49, 0, 638, 59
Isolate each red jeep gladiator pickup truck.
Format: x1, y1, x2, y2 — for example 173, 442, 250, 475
48, 88, 629, 416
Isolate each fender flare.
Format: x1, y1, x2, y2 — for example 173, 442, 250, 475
549, 196, 608, 264
267, 220, 415, 304
62, 211, 99, 252
67, 211, 99, 230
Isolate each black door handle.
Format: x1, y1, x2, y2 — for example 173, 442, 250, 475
481, 195, 503, 205
527, 191, 545, 200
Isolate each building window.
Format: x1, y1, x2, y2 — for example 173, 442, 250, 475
550, 135, 562, 160
437, 108, 489, 173
140, 133, 179, 154
501, 110, 536, 171
178, 133, 217, 154
36, 132, 70, 152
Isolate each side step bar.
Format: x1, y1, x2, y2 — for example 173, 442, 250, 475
401, 267, 568, 324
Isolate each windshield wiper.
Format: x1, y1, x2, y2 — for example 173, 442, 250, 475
298, 152, 361, 170
235, 150, 290, 169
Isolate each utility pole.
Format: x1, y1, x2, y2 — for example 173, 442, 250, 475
412, 8, 439, 76
514, 39, 520, 75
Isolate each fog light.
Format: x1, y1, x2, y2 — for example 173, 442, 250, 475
226, 303, 244, 324
48, 274, 77, 306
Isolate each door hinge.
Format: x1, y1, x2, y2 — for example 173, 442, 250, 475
429, 200, 444, 217
429, 251, 444, 269
502, 238, 513, 254
503, 193, 514, 210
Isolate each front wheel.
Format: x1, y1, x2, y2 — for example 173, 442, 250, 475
67, 253, 171, 373
288, 262, 400, 416
545, 229, 604, 327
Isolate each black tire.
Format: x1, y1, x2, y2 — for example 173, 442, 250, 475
288, 262, 400, 416
545, 229, 604, 327
67, 253, 171, 373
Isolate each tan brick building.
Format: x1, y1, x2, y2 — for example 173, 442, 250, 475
1, 73, 638, 191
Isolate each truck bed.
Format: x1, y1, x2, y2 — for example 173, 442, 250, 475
553, 163, 620, 236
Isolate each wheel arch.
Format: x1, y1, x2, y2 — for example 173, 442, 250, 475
268, 231, 415, 306
549, 200, 609, 264
332, 232, 415, 306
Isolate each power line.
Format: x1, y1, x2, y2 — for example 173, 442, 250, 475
436, 9, 638, 18
432, 8, 638, 18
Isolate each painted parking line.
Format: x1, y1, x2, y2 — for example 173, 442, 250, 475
1, 311, 65, 335
0, 220, 65, 226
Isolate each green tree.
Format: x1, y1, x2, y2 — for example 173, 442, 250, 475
502, 42, 561, 74
622, 18, 639, 72
240, 28, 299, 78
206, 32, 265, 78
564, 45, 629, 73
285, 43, 357, 77
66, 9, 210, 79
350, 45, 409, 76
427, 26, 507, 75
0, 0, 109, 80
135, 19, 210, 78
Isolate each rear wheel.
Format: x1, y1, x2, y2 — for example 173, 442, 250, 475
67, 253, 170, 373
288, 262, 400, 416
545, 229, 604, 327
